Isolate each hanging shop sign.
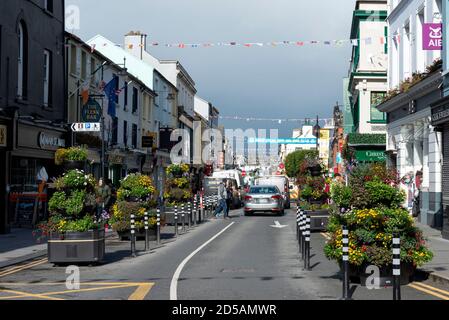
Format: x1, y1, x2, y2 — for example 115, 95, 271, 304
0, 125, 7, 147
423, 23, 443, 50
81, 98, 102, 122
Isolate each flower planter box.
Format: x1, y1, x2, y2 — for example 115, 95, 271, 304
117, 228, 156, 241
340, 262, 415, 286
163, 206, 192, 225
304, 209, 329, 231
48, 229, 105, 264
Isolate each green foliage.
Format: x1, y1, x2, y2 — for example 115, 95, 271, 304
55, 147, 88, 165
60, 215, 96, 233
330, 182, 352, 209
60, 169, 96, 190
285, 150, 318, 178
347, 133, 386, 146
117, 174, 155, 201
365, 181, 405, 209
64, 190, 86, 216
48, 191, 66, 214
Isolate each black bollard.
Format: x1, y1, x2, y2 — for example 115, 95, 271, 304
130, 214, 137, 257
193, 198, 197, 227
144, 211, 149, 251
188, 202, 192, 229
341, 225, 350, 300
296, 209, 300, 240
181, 204, 186, 234
174, 206, 178, 238
156, 208, 161, 245
304, 215, 311, 270
298, 210, 303, 255
392, 233, 401, 300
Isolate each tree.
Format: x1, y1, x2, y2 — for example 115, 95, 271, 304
284, 150, 318, 178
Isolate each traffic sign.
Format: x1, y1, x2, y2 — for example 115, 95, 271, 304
71, 122, 101, 132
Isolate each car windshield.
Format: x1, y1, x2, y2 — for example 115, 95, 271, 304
249, 186, 279, 194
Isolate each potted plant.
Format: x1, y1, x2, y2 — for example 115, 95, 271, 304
110, 173, 157, 239
163, 163, 192, 225
35, 169, 105, 264
324, 164, 433, 285
55, 147, 88, 170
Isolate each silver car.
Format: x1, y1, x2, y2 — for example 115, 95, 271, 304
244, 185, 285, 216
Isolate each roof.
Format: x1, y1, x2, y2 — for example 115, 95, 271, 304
87, 35, 154, 91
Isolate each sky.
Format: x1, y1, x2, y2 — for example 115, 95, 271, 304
66, 0, 355, 137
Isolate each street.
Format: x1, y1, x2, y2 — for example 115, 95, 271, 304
0, 208, 445, 301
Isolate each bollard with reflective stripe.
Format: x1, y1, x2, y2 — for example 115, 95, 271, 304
130, 214, 137, 257
392, 233, 401, 301
301, 211, 306, 259
193, 198, 198, 227
299, 210, 304, 256
144, 211, 149, 252
296, 209, 300, 240
341, 225, 350, 300
304, 215, 311, 270
181, 204, 186, 233
188, 202, 192, 229
156, 208, 161, 245
174, 206, 178, 238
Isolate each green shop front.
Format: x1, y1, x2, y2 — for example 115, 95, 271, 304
345, 133, 386, 164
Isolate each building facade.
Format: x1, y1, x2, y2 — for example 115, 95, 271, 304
378, 0, 443, 228
0, 0, 66, 234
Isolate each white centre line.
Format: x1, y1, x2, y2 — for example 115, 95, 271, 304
170, 222, 235, 300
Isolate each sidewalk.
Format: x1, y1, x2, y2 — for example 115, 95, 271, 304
416, 221, 449, 285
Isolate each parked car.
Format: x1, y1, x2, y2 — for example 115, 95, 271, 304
244, 185, 284, 216
255, 175, 292, 209
203, 177, 243, 209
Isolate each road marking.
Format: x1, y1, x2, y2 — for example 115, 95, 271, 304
270, 221, 288, 229
0, 258, 48, 278
0, 282, 154, 300
128, 283, 154, 300
408, 283, 449, 300
320, 232, 331, 240
170, 222, 235, 300
409, 282, 449, 298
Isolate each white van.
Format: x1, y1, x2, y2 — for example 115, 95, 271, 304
255, 175, 292, 209
212, 170, 244, 189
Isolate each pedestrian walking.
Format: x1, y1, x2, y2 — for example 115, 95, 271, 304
225, 181, 233, 219
214, 179, 228, 218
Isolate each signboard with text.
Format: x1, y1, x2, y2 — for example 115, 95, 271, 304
423, 23, 442, 50
81, 98, 102, 122
71, 122, 101, 132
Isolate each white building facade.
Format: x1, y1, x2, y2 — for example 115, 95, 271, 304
378, 0, 443, 228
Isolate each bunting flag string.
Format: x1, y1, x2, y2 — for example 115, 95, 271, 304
94, 36, 395, 50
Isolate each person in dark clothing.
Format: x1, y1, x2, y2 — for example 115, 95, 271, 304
225, 181, 232, 219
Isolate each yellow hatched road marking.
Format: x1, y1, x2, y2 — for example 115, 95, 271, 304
0, 282, 154, 300
0, 258, 48, 278
320, 232, 331, 240
408, 283, 449, 300
410, 282, 449, 297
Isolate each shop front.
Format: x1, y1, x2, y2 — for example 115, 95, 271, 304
431, 96, 449, 239
107, 149, 126, 188
7, 122, 67, 230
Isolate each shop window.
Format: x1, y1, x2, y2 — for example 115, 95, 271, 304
132, 87, 138, 113
111, 117, 118, 145
132, 124, 138, 149
123, 120, 128, 147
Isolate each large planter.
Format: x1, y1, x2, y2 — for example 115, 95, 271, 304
339, 262, 416, 286
48, 229, 105, 264
117, 228, 156, 241
305, 209, 329, 231
63, 160, 86, 171
308, 165, 322, 177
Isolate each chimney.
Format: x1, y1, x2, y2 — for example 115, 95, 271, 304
124, 31, 147, 60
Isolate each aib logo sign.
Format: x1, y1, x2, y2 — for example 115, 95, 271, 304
423, 23, 443, 50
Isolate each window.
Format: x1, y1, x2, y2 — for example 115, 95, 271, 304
132, 124, 138, 149
44, 0, 53, 12
123, 120, 128, 146
43, 50, 52, 107
81, 51, 87, 79
132, 87, 138, 113
70, 45, 77, 74
112, 117, 118, 144
416, 9, 425, 72
17, 21, 28, 99
124, 81, 128, 109
403, 22, 411, 80
90, 58, 95, 80
371, 92, 387, 123
154, 78, 159, 107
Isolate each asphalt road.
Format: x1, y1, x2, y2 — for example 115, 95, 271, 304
0, 208, 446, 300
